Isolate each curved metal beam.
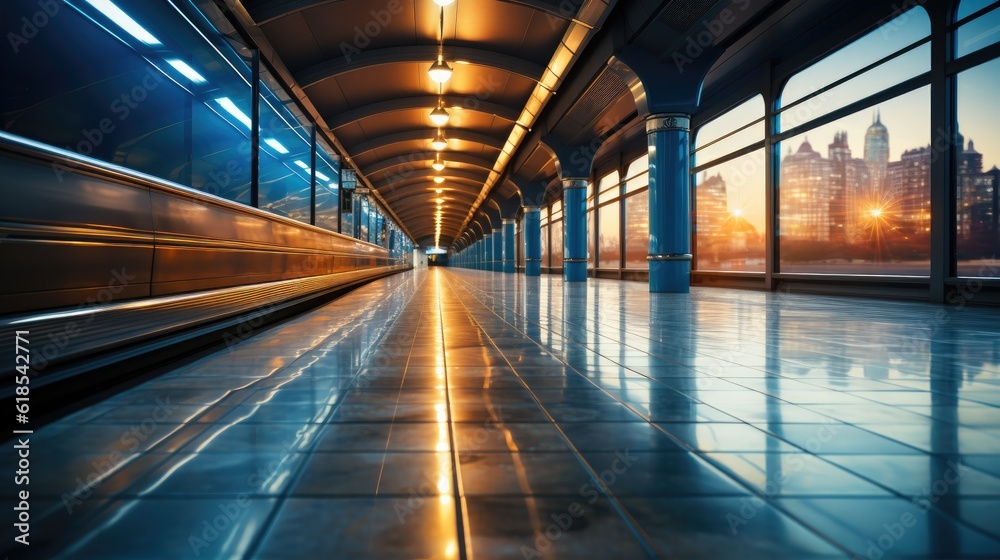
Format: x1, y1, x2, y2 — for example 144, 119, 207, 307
372, 168, 487, 191
298, 46, 544, 88
363, 152, 497, 177
326, 96, 519, 129
349, 129, 505, 157
251, 0, 578, 25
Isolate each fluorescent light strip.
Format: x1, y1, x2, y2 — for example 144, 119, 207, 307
165, 59, 206, 84
85, 0, 161, 46
315, 171, 330, 181
215, 97, 251, 128
294, 160, 308, 169
264, 138, 289, 154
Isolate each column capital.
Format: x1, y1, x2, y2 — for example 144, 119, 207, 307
646, 113, 691, 134
561, 178, 588, 189
523, 206, 542, 212
502, 218, 516, 226
493, 227, 502, 234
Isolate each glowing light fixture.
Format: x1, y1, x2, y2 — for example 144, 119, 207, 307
86, 0, 161, 45
431, 129, 448, 151
215, 97, 251, 128
433, 0, 456, 6
165, 59, 206, 84
428, 58, 453, 83
432, 154, 446, 171
263, 138, 288, 154
429, 102, 450, 126
433, 176, 445, 184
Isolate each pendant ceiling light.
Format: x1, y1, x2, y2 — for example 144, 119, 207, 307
432, 154, 446, 171
433, 0, 455, 6
429, 101, 450, 126
427, 58, 453, 83
433, 176, 446, 184
431, 129, 448, 151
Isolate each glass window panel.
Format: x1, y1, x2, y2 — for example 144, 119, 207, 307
599, 181, 621, 204
517, 222, 525, 267
624, 153, 649, 180
598, 202, 620, 268
957, 5, 1000, 57
956, 58, 1000, 277
587, 210, 595, 269
624, 192, 649, 269
694, 150, 766, 272
779, 45, 929, 132
257, 91, 311, 222
551, 219, 564, 268
598, 171, 620, 193
958, 0, 999, 21
778, 87, 930, 275
4, 1, 254, 203
694, 124, 767, 166
695, 96, 766, 147
781, 7, 930, 108
360, 197, 370, 242
586, 181, 595, 210
625, 170, 649, 194
541, 224, 549, 266
314, 138, 340, 232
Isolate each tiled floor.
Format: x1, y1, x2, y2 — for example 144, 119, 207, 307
4, 267, 1000, 559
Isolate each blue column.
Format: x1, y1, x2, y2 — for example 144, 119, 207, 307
485, 233, 494, 272
502, 219, 516, 273
562, 179, 588, 282
647, 113, 692, 293
524, 206, 541, 276
492, 228, 503, 272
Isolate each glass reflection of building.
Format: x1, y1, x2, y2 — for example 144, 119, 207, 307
780, 139, 832, 241
957, 136, 1000, 249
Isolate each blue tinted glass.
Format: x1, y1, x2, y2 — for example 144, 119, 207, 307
3, 0, 253, 202
257, 91, 311, 222
782, 7, 930, 108
957, 5, 1000, 57
314, 139, 340, 233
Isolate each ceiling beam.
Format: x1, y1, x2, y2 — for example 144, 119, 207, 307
373, 168, 487, 192
297, 45, 544, 87
326, 95, 519, 129
349, 129, 505, 157
363, 152, 497, 177
251, 0, 578, 25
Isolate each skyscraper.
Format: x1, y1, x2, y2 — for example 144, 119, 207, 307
780, 139, 833, 241
864, 109, 890, 195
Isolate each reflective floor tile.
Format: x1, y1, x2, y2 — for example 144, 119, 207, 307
775, 497, 1000, 558
129, 451, 306, 496
464, 496, 652, 559
581, 451, 750, 497
459, 452, 592, 495
453, 422, 572, 453
655, 422, 800, 453
559, 421, 685, 452
705, 452, 894, 496
621, 496, 848, 559
56, 497, 278, 559
821, 455, 1000, 497
252, 497, 459, 559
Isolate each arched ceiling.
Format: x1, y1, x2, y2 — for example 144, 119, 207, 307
232, 0, 781, 248
238, 0, 593, 247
